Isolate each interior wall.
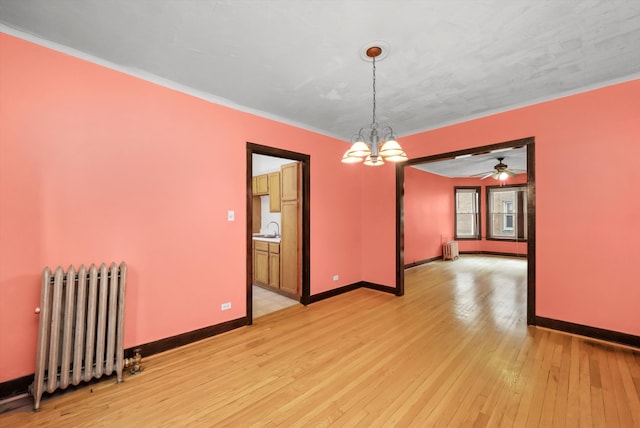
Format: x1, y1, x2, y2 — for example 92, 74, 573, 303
359, 165, 397, 286
400, 79, 640, 337
0, 33, 365, 383
404, 167, 454, 264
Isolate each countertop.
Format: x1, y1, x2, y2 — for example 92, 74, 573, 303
252, 235, 281, 243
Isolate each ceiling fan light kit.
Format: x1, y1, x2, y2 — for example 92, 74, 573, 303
341, 43, 407, 166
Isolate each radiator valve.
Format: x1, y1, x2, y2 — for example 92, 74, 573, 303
124, 349, 143, 374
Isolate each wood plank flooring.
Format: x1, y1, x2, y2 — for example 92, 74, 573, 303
2, 256, 639, 427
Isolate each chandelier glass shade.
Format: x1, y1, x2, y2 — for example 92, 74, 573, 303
341, 46, 407, 166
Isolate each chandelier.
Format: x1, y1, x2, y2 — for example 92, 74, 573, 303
341, 45, 407, 166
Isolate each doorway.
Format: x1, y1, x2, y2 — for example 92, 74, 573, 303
396, 137, 536, 324
246, 143, 310, 325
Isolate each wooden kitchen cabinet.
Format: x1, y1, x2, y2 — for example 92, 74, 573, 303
253, 241, 269, 285
268, 172, 281, 212
253, 240, 280, 289
252, 196, 261, 233
279, 161, 301, 296
279, 201, 299, 295
268, 242, 280, 288
280, 162, 300, 201
252, 174, 269, 196
252, 172, 280, 212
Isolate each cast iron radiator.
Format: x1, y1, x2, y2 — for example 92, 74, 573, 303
443, 241, 459, 261
31, 262, 127, 411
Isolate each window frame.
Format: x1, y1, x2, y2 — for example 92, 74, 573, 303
486, 184, 527, 242
454, 186, 481, 240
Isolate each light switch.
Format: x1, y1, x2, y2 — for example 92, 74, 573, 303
227, 210, 235, 221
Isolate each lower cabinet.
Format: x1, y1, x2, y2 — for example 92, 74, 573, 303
268, 243, 280, 288
253, 240, 280, 289
254, 242, 269, 285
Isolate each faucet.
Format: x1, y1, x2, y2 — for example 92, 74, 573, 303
266, 221, 280, 237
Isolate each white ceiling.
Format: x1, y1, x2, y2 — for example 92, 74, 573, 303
412, 146, 527, 178
1, 0, 639, 176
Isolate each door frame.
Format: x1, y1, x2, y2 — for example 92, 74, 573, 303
246, 142, 311, 325
396, 136, 536, 324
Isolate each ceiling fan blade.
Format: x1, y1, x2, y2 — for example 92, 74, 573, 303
480, 172, 494, 179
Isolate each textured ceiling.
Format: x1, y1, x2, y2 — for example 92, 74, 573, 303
413, 146, 527, 178
1, 0, 639, 149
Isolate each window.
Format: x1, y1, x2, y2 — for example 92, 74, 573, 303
487, 185, 527, 240
503, 201, 514, 230
455, 187, 480, 240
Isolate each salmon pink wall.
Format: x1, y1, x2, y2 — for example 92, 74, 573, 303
0, 33, 366, 383
404, 170, 528, 263
404, 167, 454, 264
399, 79, 640, 336
359, 164, 397, 286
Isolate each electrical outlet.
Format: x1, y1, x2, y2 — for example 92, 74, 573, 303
221, 302, 231, 311
227, 210, 235, 221
332, 275, 339, 281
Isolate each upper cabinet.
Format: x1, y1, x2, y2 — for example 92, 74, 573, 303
268, 172, 281, 212
281, 162, 300, 202
252, 174, 269, 196
252, 172, 281, 212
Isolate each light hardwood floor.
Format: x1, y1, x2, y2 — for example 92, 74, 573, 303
2, 256, 639, 427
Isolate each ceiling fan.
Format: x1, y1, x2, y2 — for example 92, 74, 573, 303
480, 157, 516, 180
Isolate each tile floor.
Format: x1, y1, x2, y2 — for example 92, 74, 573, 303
252, 285, 299, 318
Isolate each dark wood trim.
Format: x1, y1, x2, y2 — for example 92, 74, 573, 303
404, 137, 532, 167
308, 283, 362, 303
0, 392, 32, 414
362, 281, 398, 295
406, 252, 527, 262
399, 137, 536, 325
454, 186, 481, 240
246, 146, 254, 324
309, 280, 398, 303
404, 256, 442, 269
0, 374, 32, 402
459, 251, 527, 258
396, 163, 405, 296
126, 317, 247, 359
246, 143, 312, 322
484, 183, 528, 189
300, 151, 311, 306
526, 142, 536, 325
536, 316, 640, 349
1, 317, 248, 404
0, 373, 125, 413
517, 189, 525, 240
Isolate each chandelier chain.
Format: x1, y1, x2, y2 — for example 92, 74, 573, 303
372, 57, 376, 127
